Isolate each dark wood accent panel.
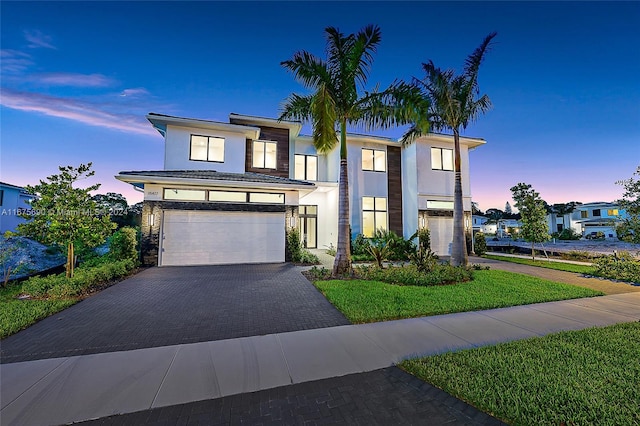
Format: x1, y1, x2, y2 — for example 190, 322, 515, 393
387, 146, 403, 235
242, 125, 290, 178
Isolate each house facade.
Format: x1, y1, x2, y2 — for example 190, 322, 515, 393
546, 202, 622, 239
116, 113, 485, 266
0, 182, 35, 234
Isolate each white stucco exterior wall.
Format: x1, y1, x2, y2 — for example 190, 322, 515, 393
164, 125, 247, 172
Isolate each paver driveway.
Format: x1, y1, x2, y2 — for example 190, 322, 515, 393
0, 263, 349, 364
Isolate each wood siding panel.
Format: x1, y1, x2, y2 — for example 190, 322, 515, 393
240, 125, 290, 178
387, 146, 403, 235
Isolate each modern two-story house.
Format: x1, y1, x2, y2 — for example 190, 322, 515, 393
0, 182, 35, 234
116, 113, 485, 266
547, 202, 622, 239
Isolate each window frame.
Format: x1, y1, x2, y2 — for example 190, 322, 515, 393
252, 140, 278, 169
592, 209, 601, 217
362, 196, 388, 238
361, 148, 387, 172
294, 154, 318, 181
431, 147, 454, 171
189, 134, 225, 163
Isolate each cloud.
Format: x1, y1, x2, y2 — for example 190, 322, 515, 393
0, 49, 33, 73
34, 72, 115, 87
120, 87, 150, 97
24, 30, 56, 49
0, 88, 157, 137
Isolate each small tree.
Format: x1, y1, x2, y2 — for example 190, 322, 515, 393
18, 164, 115, 278
474, 232, 487, 255
510, 183, 550, 260
616, 166, 640, 243
504, 202, 513, 216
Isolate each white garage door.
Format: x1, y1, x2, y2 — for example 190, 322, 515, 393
160, 210, 285, 266
428, 217, 454, 256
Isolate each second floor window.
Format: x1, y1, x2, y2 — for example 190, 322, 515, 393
592, 209, 601, 217
581, 211, 588, 218
252, 140, 277, 169
190, 135, 224, 162
607, 209, 619, 216
294, 154, 318, 181
431, 147, 454, 171
362, 196, 387, 238
362, 148, 386, 172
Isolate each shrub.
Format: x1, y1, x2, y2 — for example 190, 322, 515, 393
474, 232, 487, 255
325, 243, 336, 256
286, 228, 319, 264
306, 265, 331, 280
109, 226, 139, 263
298, 249, 320, 265
559, 250, 597, 262
411, 228, 431, 253
367, 232, 391, 268
355, 264, 472, 287
351, 233, 370, 256
557, 228, 581, 240
591, 252, 640, 283
22, 259, 137, 299
408, 247, 439, 273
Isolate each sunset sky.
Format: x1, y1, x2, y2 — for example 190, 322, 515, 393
2, 1, 638, 212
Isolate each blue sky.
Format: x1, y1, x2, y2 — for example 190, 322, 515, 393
1, 1, 638, 212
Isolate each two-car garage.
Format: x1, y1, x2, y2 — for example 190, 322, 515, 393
159, 210, 285, 266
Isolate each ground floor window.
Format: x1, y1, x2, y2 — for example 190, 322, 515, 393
362, 197, 387, 237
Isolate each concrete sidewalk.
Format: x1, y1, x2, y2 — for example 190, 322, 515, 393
2, 292, 640, 426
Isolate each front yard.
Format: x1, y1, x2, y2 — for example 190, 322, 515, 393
400, 322, 640, 425
312, 269, 601, 323
483, 254, 594, 274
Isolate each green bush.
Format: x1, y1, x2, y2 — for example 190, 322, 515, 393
556, 228, 581, 240
109, 226, 139, 262
351, 233, 370, 256
591, 252, 640, 283
474, 232, 487, 255
355, 264, 472, 286
22, 259, 137, 299
286, 228, 319, 264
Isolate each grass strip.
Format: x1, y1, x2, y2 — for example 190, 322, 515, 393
313, 269, 601, 323
400, 322, 640, 426
484, 254, 594, 274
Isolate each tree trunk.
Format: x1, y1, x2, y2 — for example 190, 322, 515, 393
450, 130, 468, 266
66, 241, 75, 278
531, 241, 535, 261
333, 120, 352, 276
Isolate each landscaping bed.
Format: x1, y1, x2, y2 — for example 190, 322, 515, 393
309, 269, 601, 323
400, 322, 640, 425
484, 254, 594, 274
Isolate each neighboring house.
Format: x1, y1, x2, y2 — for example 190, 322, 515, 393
116, 113, 485, 266
497, 218, 522, 238
0, 182, 35, 234
472, 215, 488, 234
546, 202, 622, 239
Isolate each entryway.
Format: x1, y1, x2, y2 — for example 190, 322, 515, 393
299, 205, 317, 249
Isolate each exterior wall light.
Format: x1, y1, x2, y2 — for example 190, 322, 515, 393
148, 213, 155, 227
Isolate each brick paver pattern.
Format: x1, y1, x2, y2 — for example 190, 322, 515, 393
78, 367, 505, 426
0, 264, 349, 363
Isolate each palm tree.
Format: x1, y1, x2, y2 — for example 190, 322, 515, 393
280, 25, 424, 275
402, 32, 497, 266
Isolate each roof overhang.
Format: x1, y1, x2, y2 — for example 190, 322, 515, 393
146, 113, 261, 139
229, 113, 303, 137
115, 173, 316, 195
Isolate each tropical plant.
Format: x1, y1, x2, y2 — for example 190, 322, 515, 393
18, 164, 116, 278
510, 183, 550, 260
616, 166, 640, 243
402, 32, 497, 266
280, 25, 423, 276
474, 232, 487, 255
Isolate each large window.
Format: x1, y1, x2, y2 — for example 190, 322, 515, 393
252, 140, 277, 169
607, 209, 619, 216
592, 209, 601, 217
294, 154, 318, 181
163, 188, 206, 201
362, 196, 387, 237
190, 135, 224, 162
581, 211, 588, 218
362, 148, 386, 172
249, 192, 284, 204
431, 147, 454, 171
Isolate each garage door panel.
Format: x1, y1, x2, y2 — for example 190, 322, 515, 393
160, 210, 285, 266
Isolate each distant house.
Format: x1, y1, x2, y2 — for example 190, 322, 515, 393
546, 202, 622, 239
0, 182, 35, 234
472, 215, 488, 234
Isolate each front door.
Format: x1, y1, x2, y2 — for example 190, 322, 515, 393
298, 205, 317, 249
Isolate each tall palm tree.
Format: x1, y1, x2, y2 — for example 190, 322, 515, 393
280, 25, 423, 275
402, 32, 497, 266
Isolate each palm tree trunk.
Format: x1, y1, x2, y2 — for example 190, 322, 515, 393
451, 130, 468, 266
333, 120, 352, 275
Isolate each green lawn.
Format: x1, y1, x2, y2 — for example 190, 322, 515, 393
484, 254, 594, 274
400, 322, 640, 426
0, 284, 76, 339
313, 270, 601, 323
